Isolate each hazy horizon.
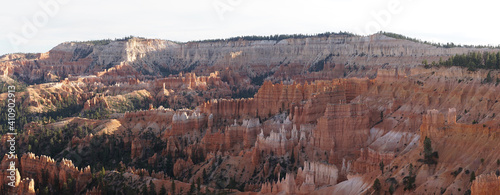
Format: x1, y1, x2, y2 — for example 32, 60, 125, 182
2, 0, 500, 54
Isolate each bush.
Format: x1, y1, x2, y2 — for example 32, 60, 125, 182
451, 167, 463, 177
389, 183, 395, 195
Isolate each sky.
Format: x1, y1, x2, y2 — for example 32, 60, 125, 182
1, 0, 500, 55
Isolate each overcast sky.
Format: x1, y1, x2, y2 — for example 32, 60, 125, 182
1, 0, 499, 55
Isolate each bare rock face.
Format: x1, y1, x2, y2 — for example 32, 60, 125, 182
6, 32, 500, 194
313, 103, 370, 162
260, 161, 338, 194
471, 173, 500, 195
297, 161, 339, 187
130, 137, 146, 159
353, 147, 395, 173
19, 153, 92, 193
199, 79, 370, 127
17, 178, 36, 195
83, 94, 109, 111
173, 158, 194, 178
2, 33, 493, 85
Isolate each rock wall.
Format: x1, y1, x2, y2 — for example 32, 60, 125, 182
3, 34, 494, 84
19, 153, 92, 193
0, 153, 91, 194
260, 161, 338, 194
352, 147, 395, 173
312, 103, 370, 156
471, 173, 500, 195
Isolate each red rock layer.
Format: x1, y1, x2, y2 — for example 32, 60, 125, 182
471, 173, 500, 195
19, 153, 92, 193
352, 147, 395, 173
260, 161, 338, 194
312, 103, 370, 158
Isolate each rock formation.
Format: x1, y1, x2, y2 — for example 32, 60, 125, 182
313, 103, 370, 163
19, 153, 92, 193
3, 33, 500, 194
471, 173, 500, 195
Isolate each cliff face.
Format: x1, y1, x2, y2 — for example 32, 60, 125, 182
0, 153, 90, 194
20, 153, 92, 193
471, 173, 500, 195
1, 34, 494, 84
313, 103, 370, 160
5, 32, 500, 194
260, 161, 339, 195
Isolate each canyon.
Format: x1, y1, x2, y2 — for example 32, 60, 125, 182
0, 33, 499, 194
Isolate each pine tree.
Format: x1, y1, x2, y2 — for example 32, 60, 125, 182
197, 177, 201, 192
423, 136, 438, 164
149, 180, 157, 195
372, 178, 381, 192
379, 161, 384, 173
202, 168, 208, 184
159, 185, 167, 195
389, 183, 395, 195
189, 182, 196, 194
138, 184, 148, 195
228, 177, 237, 189
205, 187, 211, 195
171, 180, 176, 195
485, 71, 493, 83
470, 171, 476, 182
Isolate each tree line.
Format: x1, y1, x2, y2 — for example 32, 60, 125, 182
434, 51, 500, 71
380, 31, 500, 49
191, 31, 356, 43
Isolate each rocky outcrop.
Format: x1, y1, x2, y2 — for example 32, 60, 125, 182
199, 78, 370, 126
471, 173, 500, 195
260, 161, 338, 194
312, 103, 370, 162
353, 147, 395, 173
83, 94, 109, 111
19, 153, 92, 193
4, 33, 495, 85
255, 126, 296, 156
199, 98, 257, 122
173, 158, 194, 178
169, 111, 206, 136
154, 72, 226, 90
297, 161, 339, 187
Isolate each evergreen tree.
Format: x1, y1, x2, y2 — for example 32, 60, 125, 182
189, 182, 196, 194
171, 180, 176, 195
159, 184, 167, 195
202, 168, 208, 184
227, 177, 237, 189
141, 184, 149, 195
166, 153, 174, 177
372, 178, 381, 192
485, 71, 493, 83
41, 186, 50, 195
403, 164, 416, 191
379, 161, 384, 173
197, 177, 201, 193
470, 171, 476, 182
389, 183, 395, 195
149, 180, 157, 195
423, 136, 438, 164
205, 187, 211, 195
